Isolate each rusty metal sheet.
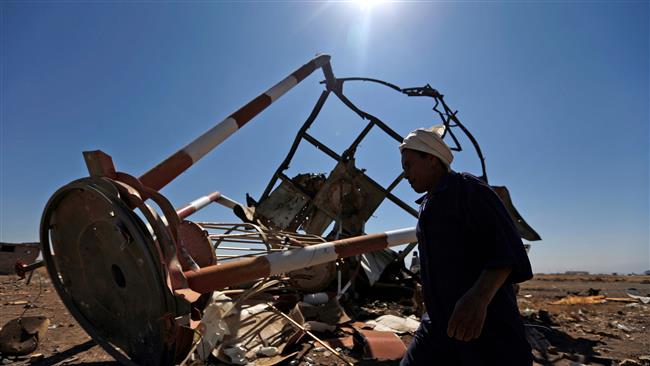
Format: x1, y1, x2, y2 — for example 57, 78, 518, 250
304, 160, 386, 236
491, 185, 541, 241
326, 335, 354, 350
177, 221, 216, 269
355, 329, 407, 361
256, 181, 310, 230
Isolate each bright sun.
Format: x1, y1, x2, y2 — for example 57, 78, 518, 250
356, 0, 383, 11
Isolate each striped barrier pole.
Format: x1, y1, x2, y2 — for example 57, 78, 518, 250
184, 227, 417, 293
176, 191, 242, 220
140, 54, 332, 191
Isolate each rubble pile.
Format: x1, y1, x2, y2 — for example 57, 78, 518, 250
0, 264, 427, 365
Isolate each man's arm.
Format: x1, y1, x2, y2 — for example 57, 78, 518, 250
446, 267, 512, 341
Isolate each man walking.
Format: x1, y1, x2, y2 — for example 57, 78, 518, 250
399, 126, 533, 365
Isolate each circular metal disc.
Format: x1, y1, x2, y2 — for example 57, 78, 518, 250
41, 179, 178, 365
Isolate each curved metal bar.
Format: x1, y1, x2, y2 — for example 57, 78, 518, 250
438, 99, 488, 182
324, 78, 488, 181
401, 84, 488, 182
322, 77, 403, 92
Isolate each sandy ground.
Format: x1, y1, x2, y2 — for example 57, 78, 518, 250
1, 272, 649, 365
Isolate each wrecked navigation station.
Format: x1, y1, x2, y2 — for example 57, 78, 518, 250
37, 54, 540, 365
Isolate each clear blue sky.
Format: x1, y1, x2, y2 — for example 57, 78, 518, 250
1, 1, 648, 274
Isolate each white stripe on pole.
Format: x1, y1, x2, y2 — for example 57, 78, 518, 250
385, 228, 417, 246
215, 195, 238, 209
267, 244, 338, 275
184, 117, 239, 162
265, 75, 298, 102
190, 196, 212, 211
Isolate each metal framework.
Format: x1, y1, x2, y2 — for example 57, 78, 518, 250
36, 54, 539, 365
259, 75, 491, 218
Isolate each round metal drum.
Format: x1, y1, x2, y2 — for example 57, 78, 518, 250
40, 178, 177, 365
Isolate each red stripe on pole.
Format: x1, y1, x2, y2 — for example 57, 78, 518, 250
231, 95, 272, 128
176, 205, 196, 220
140, 151, 193, 191
332, 233, 388, 258
186, 256, 271, 293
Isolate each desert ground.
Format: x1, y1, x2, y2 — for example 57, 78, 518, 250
1, 272, 649, 366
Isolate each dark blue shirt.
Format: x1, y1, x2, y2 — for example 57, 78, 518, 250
416, 171, 533, 340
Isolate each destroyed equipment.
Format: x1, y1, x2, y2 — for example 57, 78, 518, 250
39, 55, 540, 365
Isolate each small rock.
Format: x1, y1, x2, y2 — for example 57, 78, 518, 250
30, 354, 44, 361
323, 351, 332, 357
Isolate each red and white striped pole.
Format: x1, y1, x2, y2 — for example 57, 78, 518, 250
176, 191, 241, 220
184, 227, 417, 293
140, 54, 332, 191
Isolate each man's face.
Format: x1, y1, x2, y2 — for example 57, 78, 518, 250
401, 149, 440, 193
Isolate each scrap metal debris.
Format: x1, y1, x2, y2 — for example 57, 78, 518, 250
0, 55, 545, 365
0, 316, 49, 356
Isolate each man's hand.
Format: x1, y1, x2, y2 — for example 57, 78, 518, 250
446, 267, 513, 342
446, 290, 488, 341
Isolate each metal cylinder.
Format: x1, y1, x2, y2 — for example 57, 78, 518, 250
176, 191, 244, 220
184, 227, 416, 293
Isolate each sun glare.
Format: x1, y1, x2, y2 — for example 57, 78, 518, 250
356, 0, 383, 11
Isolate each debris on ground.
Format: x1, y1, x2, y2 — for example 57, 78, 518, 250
365, 314, 420, 334
626, 289, 650, 304
2, 273, 649, 365
550, 295, 607, 305
0, 316, 49, 356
